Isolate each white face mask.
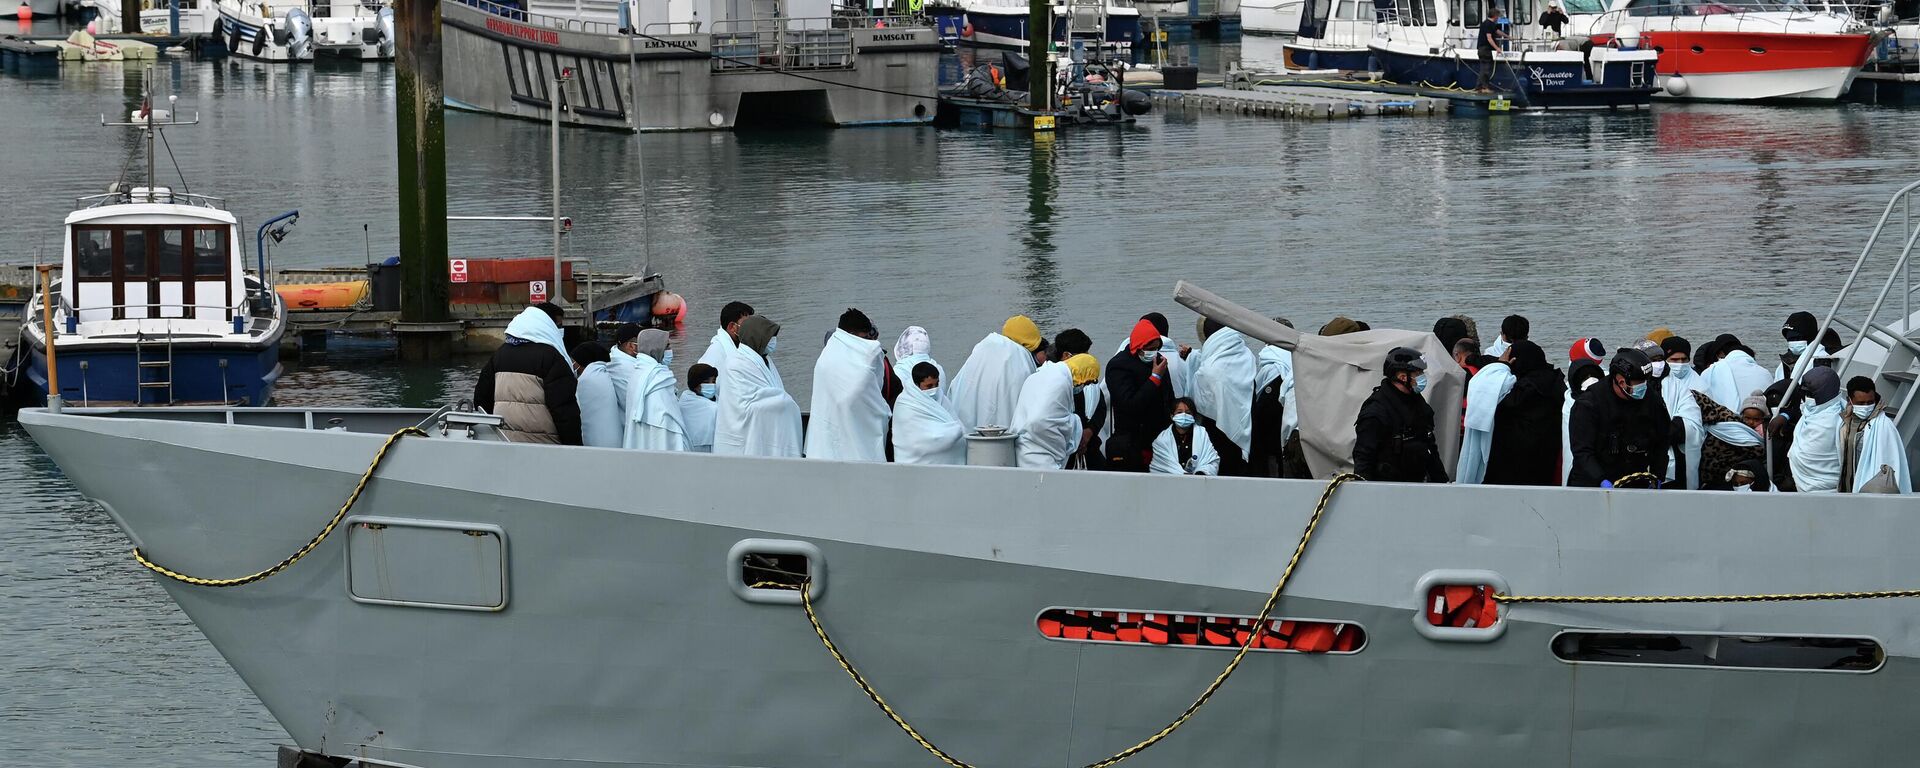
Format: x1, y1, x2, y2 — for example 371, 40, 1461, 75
1139, 349, 1159, 364
1649, 360, 1668, 378
1787, 340, 1811, 355
1853, 404, 1876, 419
1733, 483, 1754, 493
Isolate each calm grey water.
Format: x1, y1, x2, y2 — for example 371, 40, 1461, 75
5, 37, 1920, 765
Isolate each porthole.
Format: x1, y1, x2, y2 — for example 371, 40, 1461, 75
1036, 607, 1365, 654
727, 539, 824, 605
1413, 569, 1508, 642
1551, 631, 1882, 673
1690, 45, 1704, 53
1750, 46, 1766, 54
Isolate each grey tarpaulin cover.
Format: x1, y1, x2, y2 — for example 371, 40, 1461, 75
1174, 281, 1465, 478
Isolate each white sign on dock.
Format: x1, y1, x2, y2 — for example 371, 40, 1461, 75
450, 259, 469, 284
529, 280, 548, 303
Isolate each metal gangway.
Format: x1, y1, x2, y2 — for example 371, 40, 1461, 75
1792, 179, 1920, 462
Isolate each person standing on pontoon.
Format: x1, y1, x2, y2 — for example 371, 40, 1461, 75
1476, 7, 1507, 94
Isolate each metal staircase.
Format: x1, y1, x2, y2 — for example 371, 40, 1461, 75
135, 333, 175, 406
1798, 179, 1920, 460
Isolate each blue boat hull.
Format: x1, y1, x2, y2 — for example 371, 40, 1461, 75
931, 8, 1141, 50
1371, 46, 1657, 109
22, 338, 285, 407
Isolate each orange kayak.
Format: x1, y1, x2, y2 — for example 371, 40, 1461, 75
277, 280, 369, 310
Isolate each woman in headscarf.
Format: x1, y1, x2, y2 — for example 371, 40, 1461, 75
1697, 390, 1769, 490
1484, 341, 1566, 486
892, 326, 944, 388
620, 328, 687, 452
1150, 398, 1220, 475
714, 315, 803, 457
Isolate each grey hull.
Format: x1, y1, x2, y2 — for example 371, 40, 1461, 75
442, 2, 940, 132
20, 406, 1920, 768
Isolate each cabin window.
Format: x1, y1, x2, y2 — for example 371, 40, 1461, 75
120, 229, 149, 277
1337, 0, 1356, 18
75, 229, 113, 278
193, 229, 228, 276
1625, 0, 1670, 15
157, 229, 186, 277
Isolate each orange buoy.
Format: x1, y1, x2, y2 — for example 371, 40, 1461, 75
18, 2, 34, 22
651, 291, 685, 323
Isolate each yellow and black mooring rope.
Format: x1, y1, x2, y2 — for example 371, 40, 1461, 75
795, 473, 1361, 768
132, 426, 426, 587
1495, 588, 1920, 605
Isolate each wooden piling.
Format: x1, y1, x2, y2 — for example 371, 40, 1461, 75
393, 0, 453, 361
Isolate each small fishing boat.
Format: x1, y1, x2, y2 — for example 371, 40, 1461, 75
1568, 0, 1876, 100
1369, 0, 1660, 108
16, 77, 286, 407
215, 0, 393, 62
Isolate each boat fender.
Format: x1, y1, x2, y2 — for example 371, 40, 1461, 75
1663, 73, 1688, 97
16, 2, 30, 22
1615, 23, 1640, 50
961, 19, 972, 38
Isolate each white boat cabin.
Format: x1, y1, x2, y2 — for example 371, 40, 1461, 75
63, 187, 248, 333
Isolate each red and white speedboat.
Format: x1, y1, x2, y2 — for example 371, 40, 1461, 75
1571, 0, 1877, 100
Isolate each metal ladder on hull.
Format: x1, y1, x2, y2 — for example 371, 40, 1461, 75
1796, 179, 1920, 454
135, 333, 175, 406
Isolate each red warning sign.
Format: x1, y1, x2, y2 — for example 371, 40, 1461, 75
449, 259, 469, 284
529, 280, 548, 303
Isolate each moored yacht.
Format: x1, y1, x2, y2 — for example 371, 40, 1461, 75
215, 0, 394, 62
1567, 0, 1876, 100
1283, 0, 1381, 70
1369, 0, 1660, 108
17, 85, 286, 407
927, 0, 1142, 51
80, 0, 219, 36
1242, 0, 1305, 33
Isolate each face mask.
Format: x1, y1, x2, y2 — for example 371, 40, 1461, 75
764, 337, 778, 355
1649, 360, 1667, 378
1733, 483, 1754, 493
1139, 349, 1159, 364
1853, 404, 1875, 419
1787, 340, 1810, 355
1171, 413, 1196, 429
1628, 381, 1649, 400
1669, 364, 1692, 380
699, 383, 717, 400
661, 349, 674, 366
1412, 374, 1428, 394
1073, 384, 1086, 396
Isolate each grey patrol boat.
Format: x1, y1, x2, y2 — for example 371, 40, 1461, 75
18, 185, 1920, 767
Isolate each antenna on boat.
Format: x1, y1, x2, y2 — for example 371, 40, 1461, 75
100, 65, 200, 202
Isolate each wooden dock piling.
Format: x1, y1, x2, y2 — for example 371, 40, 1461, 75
393, 0, 454, 361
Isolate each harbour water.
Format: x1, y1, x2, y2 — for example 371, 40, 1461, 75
5, 40, 1920, 765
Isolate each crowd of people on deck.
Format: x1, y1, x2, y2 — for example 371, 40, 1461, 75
471, 301, 1912, 494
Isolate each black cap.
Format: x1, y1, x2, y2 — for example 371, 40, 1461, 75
1610, 347, 1655, 381
1383, 347, 1428, 374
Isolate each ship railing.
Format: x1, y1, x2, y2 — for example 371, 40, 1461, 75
1791, 179, 1920, 447
33, 289, 262, 336
710, 17, 858, 72
75, 190, 226, 211
641, 20, 702, 33
461, 0, 625, 35
1578, 2, 1867, 36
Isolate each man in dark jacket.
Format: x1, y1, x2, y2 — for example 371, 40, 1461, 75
474, 302, 582, 445
1106, 318, 1174, 464
1055, 329, 1108, 469
1567, 347, 1670, 487
1352, 347, 1449, 483
1484, 341, 1566, 486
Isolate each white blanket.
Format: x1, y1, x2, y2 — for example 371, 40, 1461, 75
1010, 361, 1079, 470
678, 389, 717, 453
623, 354, 687, 452
713, 342, 803, 457
1661, 374, 1704, 489
893, 384, 968, 465
1456, 362, 1516, 485
696, 328, 733, 378
1150, 425, 1220, 475
1853, 414, 1913, 493
1256, 345, 1298, 443
805, 329, 891, 462
576, 361, 623, 448
1788, 396, 1844, 493
1191, 328, 1257, 460
949, 333, 1035, 431
1701, 351, 1772, 447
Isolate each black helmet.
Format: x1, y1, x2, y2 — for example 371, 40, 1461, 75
1383, 347, 1428, 375
1610, 347, 1655, 381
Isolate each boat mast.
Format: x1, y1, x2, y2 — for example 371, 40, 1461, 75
102, 66, 198, 201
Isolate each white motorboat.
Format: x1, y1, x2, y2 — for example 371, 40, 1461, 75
1369, 0, 1660, 108
214, 0, 393, 61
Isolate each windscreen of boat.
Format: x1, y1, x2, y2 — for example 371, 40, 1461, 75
1623, 0, 1811, 15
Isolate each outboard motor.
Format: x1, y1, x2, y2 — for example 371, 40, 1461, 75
376, 5, 394, 57
285, 6, 313, 58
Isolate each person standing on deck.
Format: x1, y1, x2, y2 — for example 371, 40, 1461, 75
1786, 367, 1844, 493
622, 329, 687, 452
697, 301, 755, 379
1009, 353, 1097, 470
1352, 348, 1449, 483
714, 316, 803, 457
1054, 329, 1110, 470
1486, 315, 1528, 359
1190, 317, 1256, 476
1250, 317, 1298, 479
1107, 318, 1177, 467
948, 315, 1044, 431
805, 309, 892, 462
1116, 313, 1193, 398
893, 362, 968, 465
892, 325, 945, 393
1476, 7, 1507, 93
1567, 348, 1670, 487
1484, 341, 1564, 486
1654, 336, 1704, 489
679, 364, 719, 453
1539, 0, 1568, 37
574, 341, 623, 448
474, 303, 580, 445
1839, 377, 1912, 493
